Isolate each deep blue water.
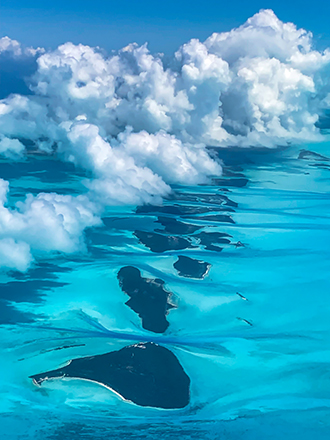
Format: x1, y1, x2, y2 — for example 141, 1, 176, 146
1, 142, 330, 439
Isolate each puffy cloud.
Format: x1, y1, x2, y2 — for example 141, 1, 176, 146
205, 9, 313, 64
62, 121, 222, 203
0, 238, 31, 272
0, 136, 25, 158
0, 37, 23, 57
202, 9, 330, 145
218, 57, 320, 146
0, 36, 44, 58
0, 94, 60, 148
116, 129, 222, 184
0, 179, 101, 271
64, 121, 171, 205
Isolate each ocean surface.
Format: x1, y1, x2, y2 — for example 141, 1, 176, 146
2, 142, 330, 439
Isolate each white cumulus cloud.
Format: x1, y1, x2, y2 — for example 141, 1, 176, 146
0, 179, 101, 270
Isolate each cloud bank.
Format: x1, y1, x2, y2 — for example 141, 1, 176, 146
1, 9, 330, 270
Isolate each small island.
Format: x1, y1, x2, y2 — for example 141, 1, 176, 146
30, 342, 190, 409
117, 266, 175, 333
174, 256, 211, 279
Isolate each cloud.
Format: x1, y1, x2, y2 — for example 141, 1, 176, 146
116, 128, 222, 185
0, 238, 31, 272
0, 179, 101, 271
1, 9, 330, 270
64, 121, 171, 205
0, 37, 23, 57
0, 136, 25, 158
63, 122, 222, 201
202, 9, 330, 145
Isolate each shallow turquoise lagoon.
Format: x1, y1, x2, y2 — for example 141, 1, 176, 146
1, 143, 330, 439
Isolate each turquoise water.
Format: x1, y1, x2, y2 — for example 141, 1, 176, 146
1, 142, 330, 439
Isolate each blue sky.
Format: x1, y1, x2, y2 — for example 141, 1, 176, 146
1, 0, 330, 53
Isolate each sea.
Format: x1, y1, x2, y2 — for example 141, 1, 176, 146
1, 141, 330, 439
